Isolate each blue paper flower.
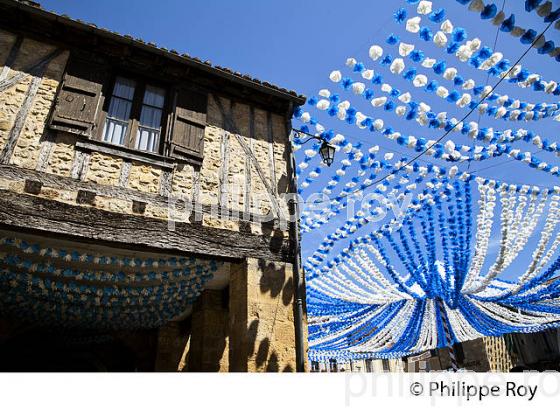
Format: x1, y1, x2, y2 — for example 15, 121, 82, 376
394, 7, 407, 23
501, 14, 515, 32
429, 8, 446, 22
520, 29, 537, 44
419, 27, 433, 41
481, 4, 497, 19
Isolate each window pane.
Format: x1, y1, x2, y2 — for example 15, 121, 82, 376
108, 97, 133, 121
135, 85, 165, 153
135, 128, 159, 152
143, 85, 165, 108
102, 119, 128, 146
113, 77, 136, 100
139, 106, 162, 129
103, 77, 136, 146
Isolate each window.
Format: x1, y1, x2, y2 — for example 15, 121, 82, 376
103, 77, 135, 146
382, 359, 390, 372
135, 85, 165, 152
101, 77, 166, 153
49, 55, 208, 166
329, 358, 338, 372
311, 361, 320, 372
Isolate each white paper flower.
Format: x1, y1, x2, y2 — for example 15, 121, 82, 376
371, 97, 387, 107
316, 99, 330, 110
398, 92, 412, 103
329, 70, 342, 83
545, 81, 558, 93
369, 45, 383, 60
395, 106, 407, 116
338, 100, 350, 110
381, 83, 392, 93
406, 16, 421, 33
399, 43, 415, 57
456, 45, 472, 61
362, 69, 374, 80
443, 67, 457, 81
469, 38, 482, 51
421, 58, 436, 68
434, 31, 448, 47
492, 10, 505, 25
456, 93, 472, 108
462, 79, 475, 90
352, 82, 366, 95
417, 113, 429, 126
469, 0, 484, 12
449, 166, 458, 178
441, 19, 453, 34
436, 86, 449, 98
390, 58, 405, 74
480, 52, 503, 70
417, 0, 432, 15
346, 57, 357, 68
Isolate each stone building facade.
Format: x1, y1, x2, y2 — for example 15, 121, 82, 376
0, 0, 307, 371
317, 332, 560, 373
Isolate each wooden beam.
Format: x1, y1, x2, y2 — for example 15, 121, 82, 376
244, 106, 254, 215
159, 169, 172, 196
0, 189, 292, 262
212, 95, 281, 218
118, 160, 131, 188
35, 130, 56, 172
267, 111, 278, 196
0, 75, 42, 164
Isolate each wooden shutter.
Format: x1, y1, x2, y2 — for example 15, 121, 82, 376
49, 56, 106, 137
168, 88, 207, 165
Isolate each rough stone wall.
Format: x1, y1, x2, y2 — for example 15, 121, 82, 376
229, 258, 300, 372
187, 290, 229, 372
0, 29, 292, 236
0, 31, 69, 167
0, 29, 300, 373
154, 321, 191, 372
83, 153, 123, 187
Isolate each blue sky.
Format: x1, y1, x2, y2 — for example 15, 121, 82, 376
41, 0, 560, 280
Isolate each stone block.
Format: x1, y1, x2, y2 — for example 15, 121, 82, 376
23, 179, 42, 195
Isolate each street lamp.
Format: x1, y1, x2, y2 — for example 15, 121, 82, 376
293, 128, 336, 167
319, 140, 336, 167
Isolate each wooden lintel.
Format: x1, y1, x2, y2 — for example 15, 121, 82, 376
0, 189, 292, 262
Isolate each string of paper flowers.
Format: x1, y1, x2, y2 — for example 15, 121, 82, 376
401, 1, 560, 90
454, 0, 560, 60
0, 237, 221, 329
300, 0, 560, 362
307, 179, 560, 361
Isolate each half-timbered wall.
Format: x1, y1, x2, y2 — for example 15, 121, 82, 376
0, 19, 305, 373
0, 28, 291, 239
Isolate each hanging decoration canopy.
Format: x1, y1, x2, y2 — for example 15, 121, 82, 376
298, 0, 560, 362
0, 236, 221, 329
307, 178, 560, 361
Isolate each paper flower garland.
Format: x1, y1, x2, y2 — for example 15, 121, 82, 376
308, 179, 560, 361
0, 237, 221, 329
298, 0, 560, 362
